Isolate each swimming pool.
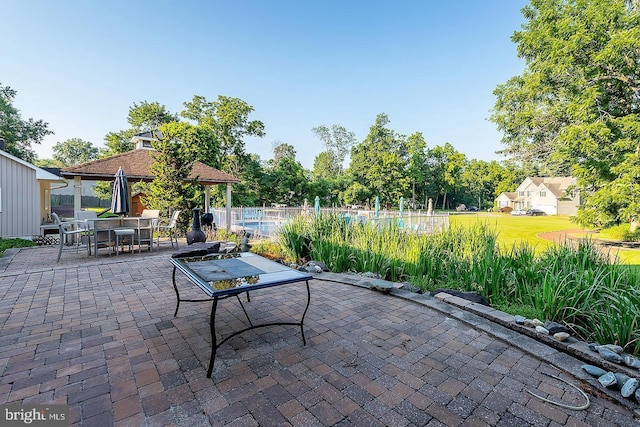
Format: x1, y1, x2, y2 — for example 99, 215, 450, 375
236, 220, 284, 238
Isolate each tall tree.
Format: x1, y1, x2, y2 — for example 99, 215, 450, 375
426, 143, 466, 210
491, 0, 640, 227
345, 114, 409, 207
52, 138, 98, 166
270, 141, 296, 167
0, 82, 52, 162
311, 124, 356, 175
128, 101, 178, 132
146, 122, 200, 230
263, 146, 309, 206
406, 132, 428, 208
181, 95, 265, 171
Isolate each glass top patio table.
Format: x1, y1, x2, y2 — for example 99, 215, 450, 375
169, 252, 313, 378
170, 252, 312, 296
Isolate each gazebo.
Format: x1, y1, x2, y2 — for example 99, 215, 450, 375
60, 136, 239, 231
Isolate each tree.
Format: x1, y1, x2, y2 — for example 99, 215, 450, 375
52, 138, 98, 166
128, 101, 178, 132
426, 143, 466, 210
0, 82, 53, 162
345, 114, 410, 207
491, 0, 640, 227
102, 102, 178, 157
311, 124, 356, 175
181, 95, 265, 171
270, 141, 296, 167
263, 150, 310, 206
312, 151, 336, 181
146, 122, 200, 230
406, 132, 428, 208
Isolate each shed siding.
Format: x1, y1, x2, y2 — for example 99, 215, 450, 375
0, 155, 40, 237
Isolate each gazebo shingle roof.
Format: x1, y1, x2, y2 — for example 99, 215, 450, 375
60, 149, 239, 185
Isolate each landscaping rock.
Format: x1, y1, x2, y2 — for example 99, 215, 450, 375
623, 355, 640, 369
532, 319, 544, 327
600, 344, 624, 354
429, 289, 490, 306
553, 332, 569, 341
362, 272, 380, 278
621, 378, 639, 398
306, 260, 329, 272
300, 263, 323, 273
535, 326, 549, 335
400, 282, 421, 293
524, 319, 536, 327
635, 387, 640, 403
598, 372, 617, 388
614, 373, 631, 391
582, 364, 607, 377
598, 347, 625, 364
544, 321, 569, 335
371, 279, 393, 293
514, 315, 525, 325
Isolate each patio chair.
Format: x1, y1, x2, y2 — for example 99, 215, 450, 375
52, 212, 89, 262
156, 210, 181, 248
140, 209, 160, 227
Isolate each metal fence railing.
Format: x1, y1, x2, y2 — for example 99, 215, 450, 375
209, 207, 449, 239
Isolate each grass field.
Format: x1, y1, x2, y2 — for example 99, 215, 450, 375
449, 213, 640, 265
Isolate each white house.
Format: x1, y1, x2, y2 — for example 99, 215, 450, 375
0, 148, 66, 238
495, 177, 580, 216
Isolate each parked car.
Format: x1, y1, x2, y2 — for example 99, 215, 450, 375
468, 206, 479, 212
526, 209, 546, 216
510, 209, 527, 216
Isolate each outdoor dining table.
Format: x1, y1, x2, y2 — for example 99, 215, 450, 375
85, 217, 155, 256
170, 251, 312, 378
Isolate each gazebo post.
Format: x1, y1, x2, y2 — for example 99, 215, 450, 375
226, 183, 232, 232
73, 176, 82, 215
204, 185, 210, 213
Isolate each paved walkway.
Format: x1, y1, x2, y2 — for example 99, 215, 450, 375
0, 245, 639, 426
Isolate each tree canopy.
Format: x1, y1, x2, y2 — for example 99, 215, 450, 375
52, 138, 98, 166
491, 0, 640, 227
0, 82, 52, 162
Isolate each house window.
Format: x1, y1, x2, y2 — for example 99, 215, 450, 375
540, 190, 546, 197
527, 191, 533, 197
518, 191, 524, 197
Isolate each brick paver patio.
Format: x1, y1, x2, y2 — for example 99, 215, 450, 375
1, 244, 639, 426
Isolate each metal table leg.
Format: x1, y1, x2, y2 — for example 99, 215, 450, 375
206, 280, 311, 378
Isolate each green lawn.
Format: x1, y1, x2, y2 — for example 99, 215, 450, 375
449, 213, 640, 265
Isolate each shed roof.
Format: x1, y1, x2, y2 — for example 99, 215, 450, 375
60, 149, 239, 185
0, 149, 66, 182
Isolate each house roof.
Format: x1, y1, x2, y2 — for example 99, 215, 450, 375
498, 192, 518, 201
0, 149, 66, 182
60, 149, 239, 185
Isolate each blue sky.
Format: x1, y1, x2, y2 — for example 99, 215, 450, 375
3, 0, 527, 169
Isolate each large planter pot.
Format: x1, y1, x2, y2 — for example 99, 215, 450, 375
187, 208, 206, 245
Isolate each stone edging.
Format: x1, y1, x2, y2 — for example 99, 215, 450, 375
313, 272, 640, 416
